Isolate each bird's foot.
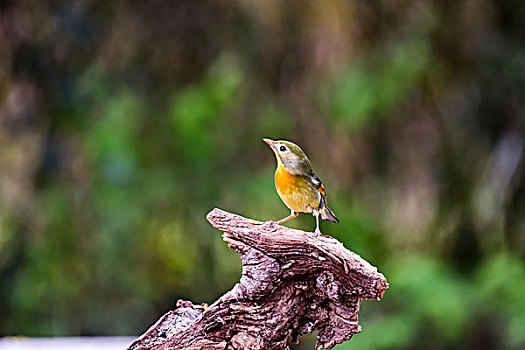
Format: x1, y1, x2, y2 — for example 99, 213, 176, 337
264, 221, 280, 231
314, 227, 321, 237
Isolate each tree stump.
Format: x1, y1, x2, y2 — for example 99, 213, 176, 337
127, 208, 388, 350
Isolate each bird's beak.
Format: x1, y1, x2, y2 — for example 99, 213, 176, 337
263, 138, 275, 148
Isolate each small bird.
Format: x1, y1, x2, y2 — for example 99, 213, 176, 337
263, 138, 339, 235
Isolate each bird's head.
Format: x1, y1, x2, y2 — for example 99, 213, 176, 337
263, 138, 311, 174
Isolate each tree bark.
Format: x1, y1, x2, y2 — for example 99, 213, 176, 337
128, 208, 388, 350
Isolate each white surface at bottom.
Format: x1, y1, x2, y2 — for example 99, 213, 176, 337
0, 336, 136, 349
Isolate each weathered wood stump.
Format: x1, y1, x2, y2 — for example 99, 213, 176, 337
128, 209, 388, 350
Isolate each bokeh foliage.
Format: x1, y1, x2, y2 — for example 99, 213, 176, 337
0, 0, 524, 349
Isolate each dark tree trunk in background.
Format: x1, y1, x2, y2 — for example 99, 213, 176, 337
128, 209, 388, 350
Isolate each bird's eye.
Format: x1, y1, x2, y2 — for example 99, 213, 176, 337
279, 145, 287, 152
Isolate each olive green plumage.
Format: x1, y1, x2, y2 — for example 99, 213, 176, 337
263, 138, 339, 235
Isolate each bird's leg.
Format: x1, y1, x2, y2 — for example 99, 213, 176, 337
314, 211, 321, 236
277, 209, 298, 224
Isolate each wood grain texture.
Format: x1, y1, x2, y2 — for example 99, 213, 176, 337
127, 209, 388, 350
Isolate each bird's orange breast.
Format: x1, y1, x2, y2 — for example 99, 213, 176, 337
275, 163, 295, 196
274, 163, 319, 213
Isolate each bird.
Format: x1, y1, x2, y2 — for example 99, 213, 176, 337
263, 138, 339, 235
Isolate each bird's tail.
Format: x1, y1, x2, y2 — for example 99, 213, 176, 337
320, 207, 339, 223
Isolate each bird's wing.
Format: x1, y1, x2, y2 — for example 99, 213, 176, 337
309, 172, 327, 198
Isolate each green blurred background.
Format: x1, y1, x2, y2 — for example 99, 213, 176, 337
0, 1, 524, 349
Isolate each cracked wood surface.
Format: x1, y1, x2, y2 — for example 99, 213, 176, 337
127, 208, 388, 350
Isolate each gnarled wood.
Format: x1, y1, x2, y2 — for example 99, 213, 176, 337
128, 209, 388, 350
